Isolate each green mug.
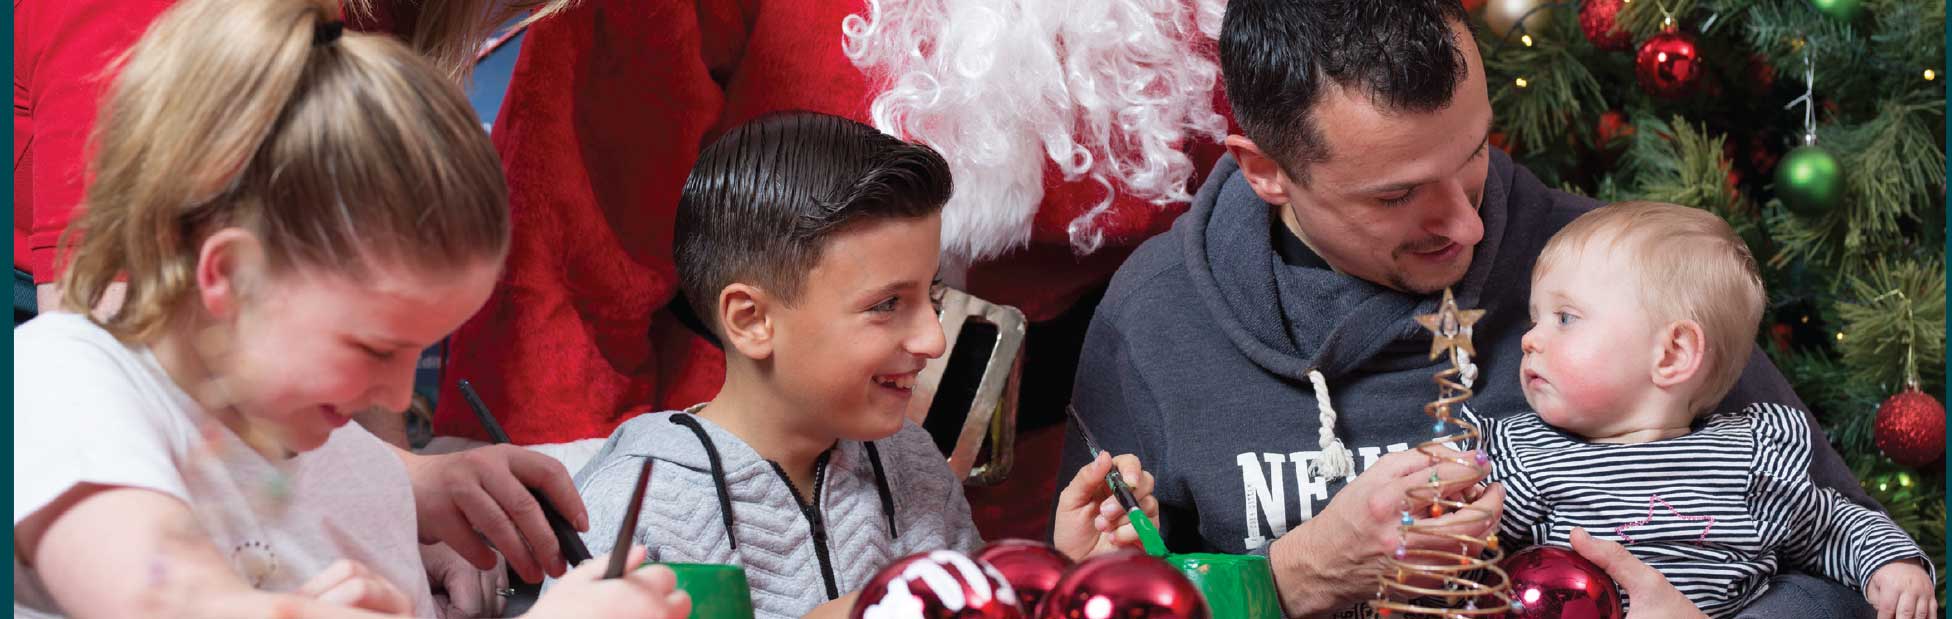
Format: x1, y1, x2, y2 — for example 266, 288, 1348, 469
651, 562, 755, 619
1164, 553, 1283, 619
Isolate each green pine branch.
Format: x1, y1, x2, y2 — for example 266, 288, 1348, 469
1481, 26, 1608, 156
1765, 98, 1945, 272
1836, 258, 1947, 391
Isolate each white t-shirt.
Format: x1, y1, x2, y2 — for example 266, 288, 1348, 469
13, 313, 436, 618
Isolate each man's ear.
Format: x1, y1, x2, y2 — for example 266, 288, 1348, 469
1651, 319, 1706, 389
1225, 134, 1298, 206
194, 227, 267, 320
719, 283, 775, 360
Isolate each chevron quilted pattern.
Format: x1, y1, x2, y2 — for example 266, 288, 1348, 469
565, 411, 982, 619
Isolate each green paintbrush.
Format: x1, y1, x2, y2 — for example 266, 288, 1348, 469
1066, 404, 1168, 557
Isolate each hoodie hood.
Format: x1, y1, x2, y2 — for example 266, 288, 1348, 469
1179, 149, 1522, 382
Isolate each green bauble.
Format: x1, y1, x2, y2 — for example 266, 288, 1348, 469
1775, 145, 1843, 215
1808, 0, 1862, 21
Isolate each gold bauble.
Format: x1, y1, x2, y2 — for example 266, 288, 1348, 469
1484, 0, 1552, 37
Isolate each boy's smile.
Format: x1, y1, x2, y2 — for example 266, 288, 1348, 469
768, 213, 949, 442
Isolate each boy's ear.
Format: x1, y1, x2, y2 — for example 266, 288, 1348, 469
1225, 134, 1296, 207
195, 227, 266, 320
1651, 319, 1706, 389
719, 283, 774, 360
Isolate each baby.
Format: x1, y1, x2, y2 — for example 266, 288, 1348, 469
1478, 201, 1933, 618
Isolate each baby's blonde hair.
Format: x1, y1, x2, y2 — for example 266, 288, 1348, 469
1535, 201, 1765, 415
60, 0, 511, 342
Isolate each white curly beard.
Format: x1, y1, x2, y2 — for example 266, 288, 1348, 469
844, 0, 1230, 265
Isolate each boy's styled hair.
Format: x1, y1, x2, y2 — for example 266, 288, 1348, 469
61, 0, 510, 343
1536, 201, 1765, 414
1219, 0, 1470, 182
674, 112, 953, 334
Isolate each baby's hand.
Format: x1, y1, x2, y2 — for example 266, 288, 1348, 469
1053, 452, 1159, 561
1865, 560, 1935, 619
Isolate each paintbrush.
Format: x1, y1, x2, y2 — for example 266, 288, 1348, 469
1065, 404, 1168, 557
456, 380, 594, 567
603, 455, 655, 579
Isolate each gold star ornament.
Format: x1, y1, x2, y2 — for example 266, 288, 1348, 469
1414, 288, 1485, 360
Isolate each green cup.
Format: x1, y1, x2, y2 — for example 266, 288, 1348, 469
1164, 553, 1283, 619
651, 562, 755, 619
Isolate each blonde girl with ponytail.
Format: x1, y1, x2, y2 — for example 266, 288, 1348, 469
13, 0, 687, 617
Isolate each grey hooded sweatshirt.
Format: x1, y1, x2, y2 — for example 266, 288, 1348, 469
570, 409, 981, 619
1059, 149, 1874, 615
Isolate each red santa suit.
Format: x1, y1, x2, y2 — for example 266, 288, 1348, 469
436, 0, 1231, 450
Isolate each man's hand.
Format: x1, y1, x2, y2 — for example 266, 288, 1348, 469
423, 543, 508, 618
1569, 527, 1706, 619
400, 444, 588, 583
1053, 452, 1159, 560
1865, 560, 1936, 619
1264, 447, 1504, 615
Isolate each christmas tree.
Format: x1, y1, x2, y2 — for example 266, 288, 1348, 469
1471, 0, 1946, 602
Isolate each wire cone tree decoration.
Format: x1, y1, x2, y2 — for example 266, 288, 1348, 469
1371, 289, 1513, 617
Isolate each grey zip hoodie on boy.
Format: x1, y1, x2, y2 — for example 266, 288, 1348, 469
1059, 148, 1874, 560
571, 409, 981, 619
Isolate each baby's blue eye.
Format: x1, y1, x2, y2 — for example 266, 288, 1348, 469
1555, 312, 1576, 326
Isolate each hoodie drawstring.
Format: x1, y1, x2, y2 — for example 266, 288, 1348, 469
1307, 369, 1356, 478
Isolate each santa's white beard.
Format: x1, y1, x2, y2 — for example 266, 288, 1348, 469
845, 0, 1229, 264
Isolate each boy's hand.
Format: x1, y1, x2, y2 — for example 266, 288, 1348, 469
528, 546, 692, 618
1866, 560, 1936, 619
296, 559, 415, 615
1053, 452, 1158, 561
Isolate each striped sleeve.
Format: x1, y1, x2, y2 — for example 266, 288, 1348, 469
1481, 413, 1547, 549
1751, 404, 1932, 589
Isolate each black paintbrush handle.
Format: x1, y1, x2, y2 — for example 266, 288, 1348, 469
532, 488, 593, 565
459, 379, 593, 567
603, 456, 656, 579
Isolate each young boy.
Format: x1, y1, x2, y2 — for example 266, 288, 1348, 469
1474, 201, 1934, 618
567, 112, 1158, 619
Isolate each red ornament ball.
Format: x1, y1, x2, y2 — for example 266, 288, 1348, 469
1038, 551, 1209, 619
1635, 31, 1704, 99
1595, 110, 1634, 149
853, 550, 1024, 619
974, 540, 1075, 614
1461, 0, 1487, 13
1498, 546, 1622, 619
1874, 388, 1946, 467
1579, 0, 1633, 51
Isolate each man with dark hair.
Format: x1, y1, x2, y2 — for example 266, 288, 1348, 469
1061, 2, 1877, 617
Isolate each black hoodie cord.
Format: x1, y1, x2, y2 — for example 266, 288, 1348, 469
669, 413, 899, 549
670, 413, 740, 550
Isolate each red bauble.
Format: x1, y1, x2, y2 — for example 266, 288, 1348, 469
974, 540, 1075, 614
1579, 0, 1632, 51
1037, 551, 1209, 619
1635, 31, 1704, 99
1874, 388, 1947, 467
1769, 323, 1794, 352
1461, 0, 1487, 13
853, 550, 1024, 619
1498, 546, 1623, 619
1595, 110, 1634, 149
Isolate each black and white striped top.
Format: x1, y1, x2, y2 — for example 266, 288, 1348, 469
1479, 403, 1928, 618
